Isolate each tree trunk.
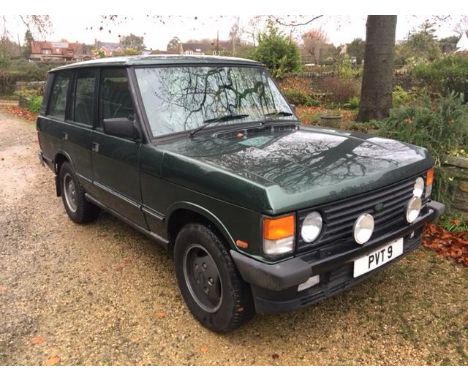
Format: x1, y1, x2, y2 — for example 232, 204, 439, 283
357, 15, 397, 122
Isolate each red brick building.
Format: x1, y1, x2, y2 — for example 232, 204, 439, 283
30, 41, 91, 62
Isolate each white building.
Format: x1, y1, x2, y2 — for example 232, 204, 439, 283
456, 32, 468, 53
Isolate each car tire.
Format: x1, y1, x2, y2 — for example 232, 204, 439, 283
174, 223, 255, 333
59, 162, 100, 224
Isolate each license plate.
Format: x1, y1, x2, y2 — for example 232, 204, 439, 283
353, 238, 404, 278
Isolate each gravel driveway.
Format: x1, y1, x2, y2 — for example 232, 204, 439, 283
0, 108, 466, 365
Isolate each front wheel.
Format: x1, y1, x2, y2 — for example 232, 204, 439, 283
174, 223, 254, 333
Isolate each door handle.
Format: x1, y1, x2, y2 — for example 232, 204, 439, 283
91, 142, 100, 153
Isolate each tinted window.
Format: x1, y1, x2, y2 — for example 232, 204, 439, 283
48, 72, 70, 119
72, 70, 96, 126
99, 69, 134, 123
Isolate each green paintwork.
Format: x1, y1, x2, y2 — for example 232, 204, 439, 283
153, 125, 433, 215
37, 56, 434, 262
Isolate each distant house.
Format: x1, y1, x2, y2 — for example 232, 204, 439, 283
180, 40, 232, 55
30, 41, 90, 62
181, 43, 207, 55
94, 41, 122, 57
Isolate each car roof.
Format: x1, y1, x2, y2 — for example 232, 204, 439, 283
49, 54, 264, 72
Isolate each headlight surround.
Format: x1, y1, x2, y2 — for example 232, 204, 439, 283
301, 211, 323, 243
413, 177, 424, 198
353, 213, 375, 244
406, 196, 422, 223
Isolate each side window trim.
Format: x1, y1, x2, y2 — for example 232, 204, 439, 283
95, 67, 104, 131
127, 67, 150, 143
45, 72, 57, 115
93, 68, 101, 129
41, 73, 55, 116
66, 70, 77, 123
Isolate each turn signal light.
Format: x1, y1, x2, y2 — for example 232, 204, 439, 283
426, 168, 434, 186
263, 215, 295, 240
263, 214, 295, 257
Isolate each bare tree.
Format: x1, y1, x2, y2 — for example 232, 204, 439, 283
18, 15, 52, 38
240, 16, 263, 47
229, 18, 241, 55
357, 16, 397, 122
302, 28, 328, 64
454, 15, 468, 36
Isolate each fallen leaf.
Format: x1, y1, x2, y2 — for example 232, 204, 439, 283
200, 346, 209, 353
422, 223, 468, 266
272, 353, 280, 359
31, 336, 44, 345
5, 106, 37, 122
155, 311, 166, 318
44, 355, 60, 366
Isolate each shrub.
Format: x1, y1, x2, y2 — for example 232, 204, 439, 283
277, 76, 313, 93
344, 96, 360, 109
320, 76, 360, 104
16, 88, 43, 114
412, 55, 468, 99
0, 59, 58, 95
377, 93, 468, 203
392, 85, 413, 107
295, 108, 321, 125
27, 95, 43, 113
335, 57, 362, 79
281, 88, 320, 107
251, 23, 301, 79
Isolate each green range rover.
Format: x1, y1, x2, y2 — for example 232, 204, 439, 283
37, 55, 445, 332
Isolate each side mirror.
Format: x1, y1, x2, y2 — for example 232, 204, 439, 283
103, 118, 139, 140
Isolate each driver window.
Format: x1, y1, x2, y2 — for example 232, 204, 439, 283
99, 68, 134, 127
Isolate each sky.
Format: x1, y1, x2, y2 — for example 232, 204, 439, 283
1, 15, 466, 50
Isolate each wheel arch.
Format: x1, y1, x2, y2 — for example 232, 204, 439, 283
166, 202, 236, 252
54, 150, 73, 174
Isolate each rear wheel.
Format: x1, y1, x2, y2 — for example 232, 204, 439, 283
59, 162, 100, 224
174, 223, 254, 333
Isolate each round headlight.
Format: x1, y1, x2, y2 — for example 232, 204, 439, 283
301, 211, 322, 243
354, 213, 374, 244
406, 196, 422, 223
413, 177, 424, 198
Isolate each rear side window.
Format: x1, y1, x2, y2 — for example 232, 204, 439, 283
71, 70, 96, 126
99, 68, 134, 123
47, 72, 71, 119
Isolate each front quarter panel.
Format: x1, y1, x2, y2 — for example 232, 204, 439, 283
139, 144, 263, 256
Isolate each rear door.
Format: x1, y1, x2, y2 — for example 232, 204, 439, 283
65, 68, 97, 188
37, 69, 94, 189
37, 71, 72, 167
90, 67, 146, 227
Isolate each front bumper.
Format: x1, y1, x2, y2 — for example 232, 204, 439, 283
231, 200, 445, 314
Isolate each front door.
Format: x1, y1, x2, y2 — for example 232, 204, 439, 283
90, 68, 146, 227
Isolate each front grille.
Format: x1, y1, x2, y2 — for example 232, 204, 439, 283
297, 174, 428, 252
297, 228, 423, 307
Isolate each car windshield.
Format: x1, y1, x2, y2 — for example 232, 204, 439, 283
135, 65, 295, 137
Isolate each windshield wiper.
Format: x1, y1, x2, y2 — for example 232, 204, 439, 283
189, 113, 250, 138
264, 110, 294, 118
